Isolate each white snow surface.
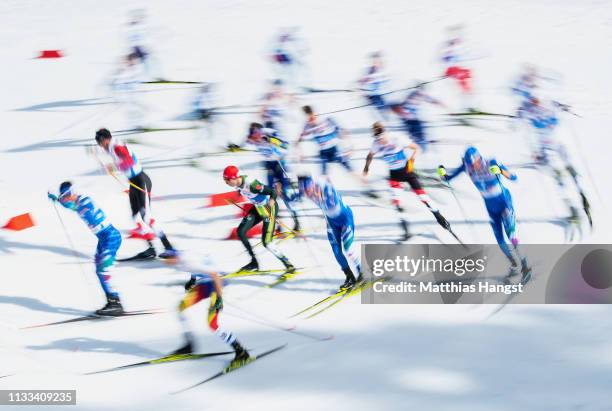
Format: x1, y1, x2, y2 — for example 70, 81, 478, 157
1, 1, 612, 410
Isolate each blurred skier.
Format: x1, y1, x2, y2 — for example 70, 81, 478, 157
259, 79, 294, 138
391, 81, 447, 151
223, 165, 296, 273
270, 27, 309, 91
297, 105, 354, 176
190, 82, 222, 153
245, 123, 300, 231
518, 97, 591, 227
95, 128, 176, 259
439, 25, 476, 111
164, 252, 251, 366
510, 64, 539, 115
125, 8, 162, 81
439, 147, 530, 282
358, 51, 391, 121
110, 53, 147, 130
363, 122, 452, 241
47, 182, 124, 315
297, 175, 362, 290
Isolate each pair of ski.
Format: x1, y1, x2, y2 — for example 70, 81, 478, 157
292, 279, 383, 319
21, 309, 165, 329
86, 344, 287, 393
224, 267, 304, 288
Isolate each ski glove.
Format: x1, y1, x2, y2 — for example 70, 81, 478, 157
47, 192, 58, 202
437, 165, 448, 180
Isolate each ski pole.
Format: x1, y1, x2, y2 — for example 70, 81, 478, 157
437, 165, 477, 241
51, 202, 98, 301
320, 76, 448, 116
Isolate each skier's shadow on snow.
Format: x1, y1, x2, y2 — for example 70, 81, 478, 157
0, 235, 90, 260
25, 337, 162, 358
217, 276, 343, 294
0, 296, 87, 317
5, 137, 92, 153
14, 98, 112, 112
199, 311, 611, 409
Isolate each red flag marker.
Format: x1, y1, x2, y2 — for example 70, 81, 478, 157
208, 191, 246, 207
3, 213, 35, 231
36, 50, 64, 59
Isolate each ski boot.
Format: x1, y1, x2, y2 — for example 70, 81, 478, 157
171, 340, 194, 355
292, 218, 301, 234
339, 268, 357, 291
520, 258, 532, 285
240, 258, 259, 272
137, 246, 157, 260
507, 258, 521, 278
95, 295, 124, 316
282, 258, 296, 274
230, 341, 251, 368
400, 219, 412, 242
433, 210, 450, 230
568, 206, 580, 224
158, 248, 179, 259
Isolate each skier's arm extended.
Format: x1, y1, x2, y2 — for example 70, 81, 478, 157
489, 160, 517, 181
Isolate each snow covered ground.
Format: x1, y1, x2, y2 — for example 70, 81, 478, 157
1, 1, 612, 410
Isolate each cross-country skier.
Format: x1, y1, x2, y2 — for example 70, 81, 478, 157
363, 122, 452, 241
358, 51, 391, 121
511, 64, 539, 112
165, 252, 250, 367
391, 82, 447, 151
95, 128, 176, 259
223, 165, 296, 273
269, 27, 308, 91
245, 123, 300, 231
125, 8, 162, 81
438, 147, 530, 281
260, 79, 293, 132
48, 182, 124, 315
439, 25, 476, 110
297, 175, 362, 290
517, 97, 589, 226
297, 105, 354, 176
110, 53, 146, 130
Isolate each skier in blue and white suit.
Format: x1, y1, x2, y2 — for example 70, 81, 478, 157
358, 51, 391, 120
48, 181, 124, 315
298, 105, 355, 176
246, 123, 300, 231
297, 175, 361, 290
439, 147, 529, 279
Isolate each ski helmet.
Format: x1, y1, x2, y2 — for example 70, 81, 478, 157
59, 181, 73, 198
58, 181, 76, 208
223, 165, 240, 180
463, 146, 482, 168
